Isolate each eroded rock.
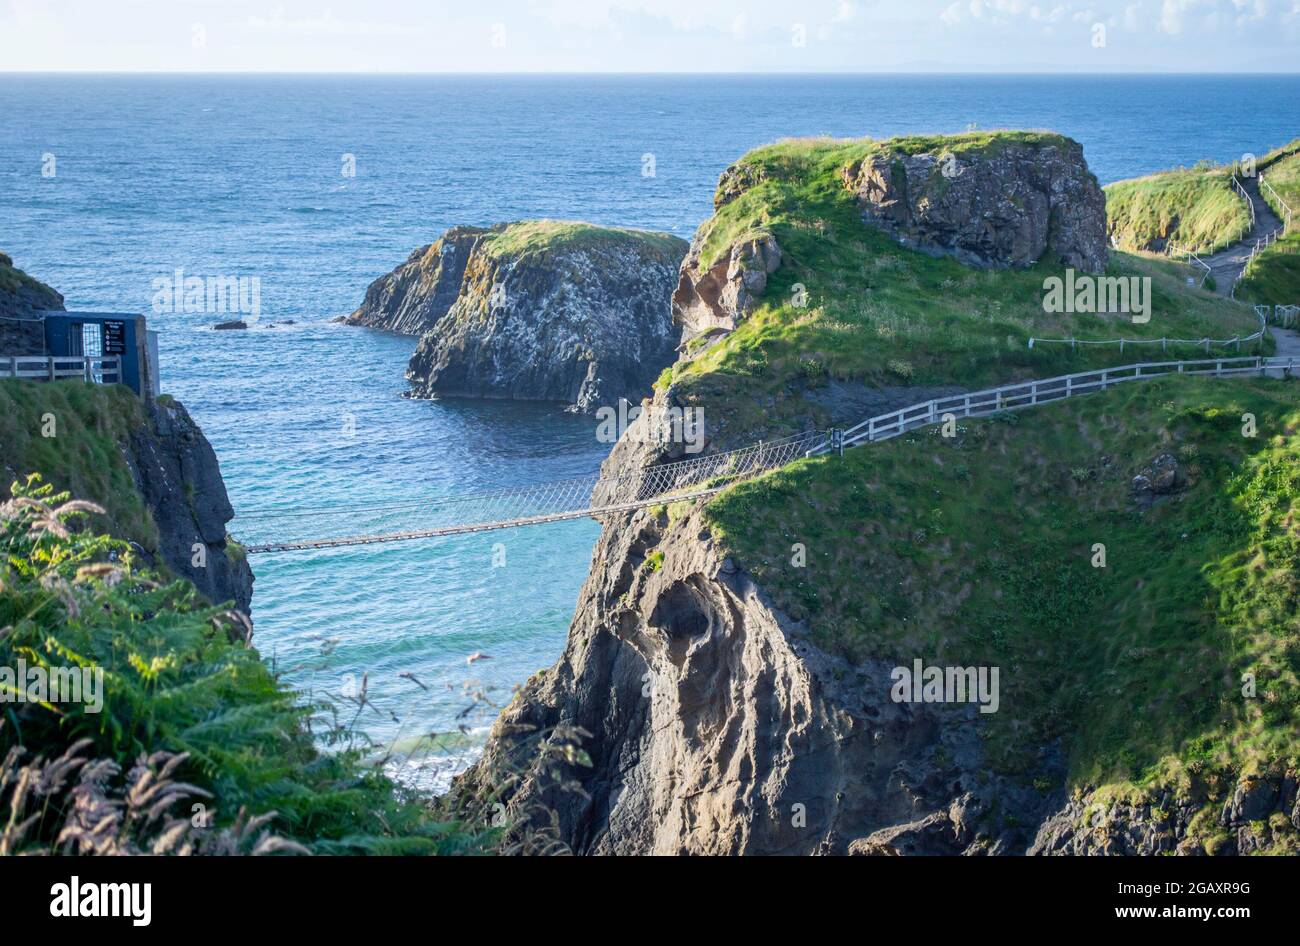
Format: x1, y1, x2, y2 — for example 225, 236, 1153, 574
840, 139, 1108, 273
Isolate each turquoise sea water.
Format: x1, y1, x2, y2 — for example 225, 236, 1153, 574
3, 73, 1299, 785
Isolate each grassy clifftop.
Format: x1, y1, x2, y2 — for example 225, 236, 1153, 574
668, 132, 1300, 848
694, 131, 1077, 269
480, 219, 686, 260
0, 380, 159, 550
0, 250, 58, 299
660, 133, 1263, 440
1105, 164, 1251, 255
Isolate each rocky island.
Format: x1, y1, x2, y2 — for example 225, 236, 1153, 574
462, 132, 1298, 856
345, 221, 688, 413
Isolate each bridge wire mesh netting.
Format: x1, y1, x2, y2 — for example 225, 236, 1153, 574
233, 430, 825, 554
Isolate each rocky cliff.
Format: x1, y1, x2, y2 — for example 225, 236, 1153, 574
468, 378, 1300, 856
345, 221, 688, 413
463, 133, 1296, 856
0, 251, 64, 354
672, 132, 1107, 344
129, 396, 254, 620
839, 134, 1107, 273
0, 253, 252, 625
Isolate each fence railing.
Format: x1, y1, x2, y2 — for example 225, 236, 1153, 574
1233, 174, 1256, 231
1260, 173, 1294, 234
1256, 303, 1300, 329
0, 355, 121, 384
1027, 306, 1267, 353
1186, 249, 1212, 287
808, 355, 1297, 454
1232, 226, 1287, 299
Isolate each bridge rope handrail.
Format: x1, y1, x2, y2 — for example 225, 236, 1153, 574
235, 430, 823, 553
236, 355, 1297, 554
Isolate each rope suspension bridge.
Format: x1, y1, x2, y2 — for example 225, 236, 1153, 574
232, 354, 1297, 555
234, 431, 824, 554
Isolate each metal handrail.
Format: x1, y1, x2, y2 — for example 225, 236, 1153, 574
807, 354, 1296, 454
1233, 174, 1256, 230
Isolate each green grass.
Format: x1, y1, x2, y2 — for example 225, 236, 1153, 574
0, 478, 499, 854
0, 250, 59, 299
0, 380, 159, 551
480, 219, 686, 260
1259, 137, 1300, 208
1105, 166, 1251, 255
704, 375, 1300, 801
697, 131, 1075, 270
1239, 141, 1300, 306
657, 133, 1262, 443
1237, 233, 1300, 305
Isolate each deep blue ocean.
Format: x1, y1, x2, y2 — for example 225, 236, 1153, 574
3, 74, 1299, 786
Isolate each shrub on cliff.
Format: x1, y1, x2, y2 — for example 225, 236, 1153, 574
0, 476, 498, 855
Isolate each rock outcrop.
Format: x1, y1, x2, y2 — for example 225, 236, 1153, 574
346, 222, 688, 414
672, 234, 782, 342
840, 137, 1108, 273
129, 397, 254, 621
0, 251, 64, 354
344, 226, 485, 336
465, 490, 1066, 854
1031, 771, 1300, 856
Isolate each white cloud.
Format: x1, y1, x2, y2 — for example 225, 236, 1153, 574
246, 6, 420, 36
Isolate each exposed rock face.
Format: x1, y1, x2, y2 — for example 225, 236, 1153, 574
1131, 452, 1182, 506
0, 251, 64, 354
344, 226, 485, 335
128, 397, 254, 623
346, 223, 687, 414
672, 234, 782, 342
462, 381, 1043, 855
465, 481, 1064, 854
469, 451, 1286, 854
840, 139, 1108, 273
1031, 772, 1299, 855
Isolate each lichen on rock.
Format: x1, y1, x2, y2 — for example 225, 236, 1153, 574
346, 221, 687, 414
839, 137, 1108, 273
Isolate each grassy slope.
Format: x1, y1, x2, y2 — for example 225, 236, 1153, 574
0, 479, 495, 854
662, 133, 1298, 842
706, 377, 1299, 847
0, 379, 160, 551
1105, 165, 1251, 255
1239, 141, 1300, 305
661, 135, 1264, 441
0, 250, 60, 299
481, 219, 686, 259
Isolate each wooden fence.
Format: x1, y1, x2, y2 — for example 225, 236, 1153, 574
0, 355, 121, 384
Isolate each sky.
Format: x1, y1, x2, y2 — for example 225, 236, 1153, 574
1, 0, 1298, 73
